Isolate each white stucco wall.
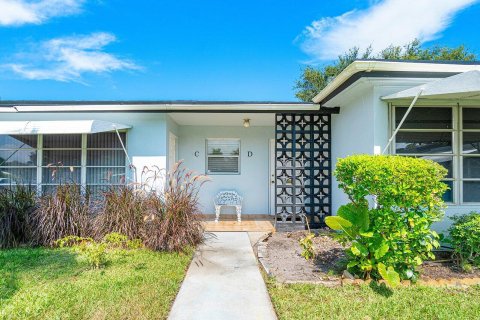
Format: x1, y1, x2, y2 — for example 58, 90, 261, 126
177, 125, 274, 215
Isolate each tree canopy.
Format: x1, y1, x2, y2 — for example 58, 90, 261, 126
295, 40, 477, 102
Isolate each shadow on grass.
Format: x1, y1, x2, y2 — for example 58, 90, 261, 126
368, 280, 394, 298
0, 248, 80, 300
0, 270, 18, 300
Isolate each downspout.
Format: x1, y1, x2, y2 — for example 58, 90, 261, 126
382, 89, 423, 154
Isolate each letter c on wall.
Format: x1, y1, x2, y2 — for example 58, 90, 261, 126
194, 151, 200, 157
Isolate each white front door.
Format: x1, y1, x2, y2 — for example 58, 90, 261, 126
168, 132, 178, 170
269, 139, 275, 215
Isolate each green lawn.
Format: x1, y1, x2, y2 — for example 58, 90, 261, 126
0, 247, 192, 320
267, 279, 480, 320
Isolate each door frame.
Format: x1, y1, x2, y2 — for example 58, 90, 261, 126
168, 132, 178, 171
269, 138, 275, 215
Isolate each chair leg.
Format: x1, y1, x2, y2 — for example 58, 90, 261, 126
235, 205, 242, 222
215, 206, 221, 223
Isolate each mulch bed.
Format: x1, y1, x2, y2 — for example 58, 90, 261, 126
263, 230, 480, 284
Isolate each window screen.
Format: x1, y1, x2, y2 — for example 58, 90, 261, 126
206, 139, 240, 174
86, 132, 126, 193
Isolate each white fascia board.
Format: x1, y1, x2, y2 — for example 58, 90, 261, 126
4, 103, 319, 113
312, 61, 480, 104
0, 107, 18, 113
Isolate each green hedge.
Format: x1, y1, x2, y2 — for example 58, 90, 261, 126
327, 155, 448, 286
448, 212, 480, 271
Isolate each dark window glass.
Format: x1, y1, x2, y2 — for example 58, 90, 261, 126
462, 132, 480, 154
87, 132, 126, 148
463, 157, 480, 178
395, 132, 452, 154
462, 108, 480, 129
0, 135, 37, 149
43, 135, 81, 149
395, 107, 452, 129
442, 180, 453, 203
463, 181, 480, 202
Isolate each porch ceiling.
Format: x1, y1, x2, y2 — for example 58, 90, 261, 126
169, 113, 275, 126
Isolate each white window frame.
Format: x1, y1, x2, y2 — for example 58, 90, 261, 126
390, 104, 480, 205
205, 138, 241, 175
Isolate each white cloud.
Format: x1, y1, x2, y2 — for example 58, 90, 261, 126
0, 0, 84, 26
299, 0, 478, 61
4, 32, 139, 82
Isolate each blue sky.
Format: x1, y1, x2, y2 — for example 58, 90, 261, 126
0, 0, 479, 101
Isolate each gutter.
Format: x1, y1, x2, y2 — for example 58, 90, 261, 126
0, 103, 321, 113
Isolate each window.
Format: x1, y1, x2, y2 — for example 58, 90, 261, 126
0, 135, 37, 186
0, 133, 126, 193
87, 132, 126, 194
392, 105, 480, 204
42, 135, 82, 191
393, 106, 455, 203
462, 108, 480, 202
206, 139, 240, 174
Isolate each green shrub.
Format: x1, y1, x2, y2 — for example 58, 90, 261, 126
30, 183, 91, 246
326, 155, 448, 286
55, 235, 94, 248
448, 212, 480, 271
102, 232, 143, 249
77, 241, 107, 269
0, 185, 36, 248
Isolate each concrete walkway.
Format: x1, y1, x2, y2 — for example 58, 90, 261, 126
168, 232, 277, 320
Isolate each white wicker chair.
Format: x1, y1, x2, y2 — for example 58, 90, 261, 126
214, 191, 243, 223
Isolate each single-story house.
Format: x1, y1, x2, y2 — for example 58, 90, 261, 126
1, 60, 480, 231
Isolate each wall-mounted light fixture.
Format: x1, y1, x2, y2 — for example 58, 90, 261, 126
243, 118, 250, 128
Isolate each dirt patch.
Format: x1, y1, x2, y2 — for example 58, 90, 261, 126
263, 230, 346, 282
419, 263, 480, 280
264, 231, 480, 283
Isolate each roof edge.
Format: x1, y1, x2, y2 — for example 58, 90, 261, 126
312, 60, 480, 104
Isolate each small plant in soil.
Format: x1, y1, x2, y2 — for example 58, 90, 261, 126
299, 215, 316, 260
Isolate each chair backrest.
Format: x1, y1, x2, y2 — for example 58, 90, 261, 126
214, 191, 242, 206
